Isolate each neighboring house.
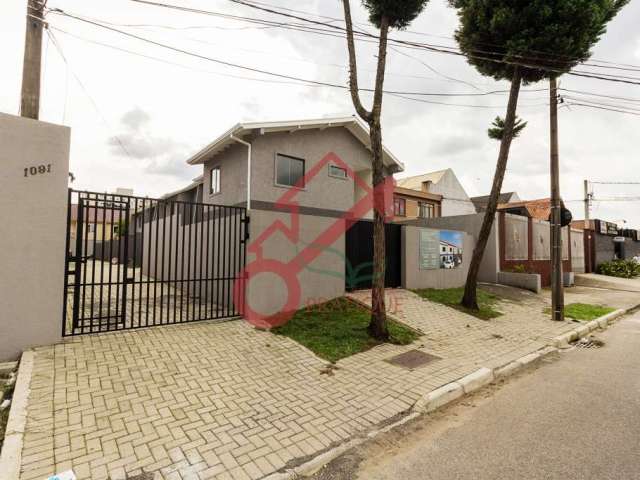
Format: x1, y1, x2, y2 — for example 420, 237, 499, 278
396, 169, 476, 217
393, 186, 442, 220
471, 191, 520, 213
161, 175, 204, 204
69, 204, 126, 256
497, 197, 560, 221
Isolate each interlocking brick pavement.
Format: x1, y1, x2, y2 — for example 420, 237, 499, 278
18, 286, 591, 479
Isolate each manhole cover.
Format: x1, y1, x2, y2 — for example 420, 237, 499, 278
572, 337, 605, 349
386, 349, 441, 370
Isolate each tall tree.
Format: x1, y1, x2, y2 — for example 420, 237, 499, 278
451, 0, 628, 311
342, 0, 428, 339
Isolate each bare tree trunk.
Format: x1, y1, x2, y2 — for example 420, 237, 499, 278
461, 68, 522, 310
342, 1, 390, 339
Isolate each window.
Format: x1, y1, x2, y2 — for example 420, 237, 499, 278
419, 202, 435, 219
276, 153, 305, 187
210, 166, 221, 195
329, 164, 347, 179
394, 197, 406, 217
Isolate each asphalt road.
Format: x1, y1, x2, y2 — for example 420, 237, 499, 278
312, 311, 640, 480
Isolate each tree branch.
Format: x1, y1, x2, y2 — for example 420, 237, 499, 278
342, 0, 372, 123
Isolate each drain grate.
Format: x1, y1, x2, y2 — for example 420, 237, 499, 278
572, 337, 605, 349
386, 349, 442, 370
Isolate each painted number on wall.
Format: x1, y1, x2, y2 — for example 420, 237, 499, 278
24, 164, 52, 177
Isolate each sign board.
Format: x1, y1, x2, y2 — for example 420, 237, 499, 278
614, 236, 626, 243
598, 220, 619, 236
419, 229, 440, 270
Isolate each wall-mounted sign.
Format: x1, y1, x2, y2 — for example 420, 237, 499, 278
598, 220, 619, 236
614, 236, 626, 243
419, 229, 440, 270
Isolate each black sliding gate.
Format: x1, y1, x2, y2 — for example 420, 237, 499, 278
63, 190, 249, 336
345, 219, 402, 290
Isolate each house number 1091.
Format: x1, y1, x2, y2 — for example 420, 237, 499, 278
24, 164, 52, 177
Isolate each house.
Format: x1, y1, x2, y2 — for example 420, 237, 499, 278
471, 191, 520, 213
180, 115, 404, 316
393, 186, 442, 220
395, 169, 476, 217
68, 204, 126, 256
161, 175, 204, 204
497, 197, 554, 220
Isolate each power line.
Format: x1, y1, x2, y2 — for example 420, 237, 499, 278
46, 29, 133, 159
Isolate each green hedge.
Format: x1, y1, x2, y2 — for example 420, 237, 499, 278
597, 259, 640, 279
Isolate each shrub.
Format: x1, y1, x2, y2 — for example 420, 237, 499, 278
597, 259, 640, 279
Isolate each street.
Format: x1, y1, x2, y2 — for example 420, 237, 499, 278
312, 310, 640, 480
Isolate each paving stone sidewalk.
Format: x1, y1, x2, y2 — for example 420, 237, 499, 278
15, 287, 614, 480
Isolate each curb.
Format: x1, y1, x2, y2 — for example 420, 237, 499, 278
0, 351, 34, 480
262, 307, 634, 480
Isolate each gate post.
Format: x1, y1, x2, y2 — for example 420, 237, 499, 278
0, 113, 70, 360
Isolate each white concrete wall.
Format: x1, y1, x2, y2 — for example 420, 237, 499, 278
0, 113, 70, 361
428, 169, 476, 216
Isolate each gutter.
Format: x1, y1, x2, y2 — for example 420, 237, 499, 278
230, 134, 252, 212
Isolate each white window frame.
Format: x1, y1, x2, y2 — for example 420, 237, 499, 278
210, 166, 221, 195
275, 153, 306, 188
328, 164, 348, 180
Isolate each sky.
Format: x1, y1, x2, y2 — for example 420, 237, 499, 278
1, 0, 639, 227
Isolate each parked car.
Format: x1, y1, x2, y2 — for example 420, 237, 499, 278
442, 258, 455, 269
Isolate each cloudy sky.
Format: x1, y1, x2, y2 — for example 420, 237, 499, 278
1, 0, 639, 226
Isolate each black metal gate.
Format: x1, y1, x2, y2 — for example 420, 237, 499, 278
345, 219, 402, 290
63, 190, 248, 336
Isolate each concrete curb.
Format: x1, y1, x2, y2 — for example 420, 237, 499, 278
551, 308, 627, 348
262, 307, 634, 480
0, 351, 34, 480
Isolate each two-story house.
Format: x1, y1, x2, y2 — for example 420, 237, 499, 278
183, 116, 404, 318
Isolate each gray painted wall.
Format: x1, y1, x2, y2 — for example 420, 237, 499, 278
428, 169, 476, 216
400, 213, 500, 283
0, 113, 70, 360
402, 226, 474, 289
203, 127, 384, 213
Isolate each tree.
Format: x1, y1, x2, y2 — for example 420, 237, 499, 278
488, 116, 527, 141
342, 0, 428, 339
451, 0, 628, 311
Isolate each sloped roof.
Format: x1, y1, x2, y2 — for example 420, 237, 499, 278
498, 198, 555, 221
471, 192, 518, 212
396, 169, 449, 190
186, 116, 404, 172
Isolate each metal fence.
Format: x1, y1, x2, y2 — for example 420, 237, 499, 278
63, 189, 249, 336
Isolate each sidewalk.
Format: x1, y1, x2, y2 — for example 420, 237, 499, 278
9, 286, 634, 480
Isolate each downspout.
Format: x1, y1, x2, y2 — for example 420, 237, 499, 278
230, 135, 252, 212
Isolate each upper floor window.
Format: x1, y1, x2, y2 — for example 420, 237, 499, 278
329, 164, 347, 179
394, 197, 406, 217
276, 153, 305, 188
419, 202, 435, 218
210, 166, 220, 195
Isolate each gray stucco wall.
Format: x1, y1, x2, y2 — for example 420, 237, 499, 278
402, 226, 474, 289
245, 210, 346, 318
203, 127, 382, 214
401, 213, 500, 284
0, 113, 70, 361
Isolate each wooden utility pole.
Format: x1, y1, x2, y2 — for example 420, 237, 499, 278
20, 0, 45, 120
550, 77, 564, 321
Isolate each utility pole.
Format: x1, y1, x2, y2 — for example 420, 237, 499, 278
20, 0, 45, 120
550, 77, 564, 321
583, 180, 590, 224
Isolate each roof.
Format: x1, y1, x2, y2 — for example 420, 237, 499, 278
394, 186, 442, 202
161, 175, 204, 200
471, 192, 518, 211
185, 116, 404, 172
498, 198, 555, 221
396, 169, 449, 190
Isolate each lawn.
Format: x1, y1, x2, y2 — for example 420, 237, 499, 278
553, 303, 616, 321
412, 287, 502, 320
272, 297, 420, 363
